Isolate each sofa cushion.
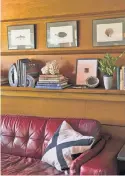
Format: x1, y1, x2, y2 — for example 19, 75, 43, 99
1, 153, 64, 175
1, 115, 47, 159
42, 121, 95, 171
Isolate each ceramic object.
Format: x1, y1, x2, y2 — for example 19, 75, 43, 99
86, 76, 99, 88
103, 75, 113, 90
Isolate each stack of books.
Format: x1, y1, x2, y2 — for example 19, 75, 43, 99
0, 76, 8, 85
35, 74, 70, 89
116, 66, 125, 90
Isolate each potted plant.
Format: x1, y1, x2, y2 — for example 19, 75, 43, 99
98, 51, 125, 90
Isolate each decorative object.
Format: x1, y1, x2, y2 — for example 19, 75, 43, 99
46, 21, 78, 48
8, 64, 18, 87
98, 52, 125, 89
86, 76, 99, 88
8, 59, 39, 87
26, 75, 37, 88
93, 17, 125, 46
41, 60, 60, 75
103, 75, 113, 90
42, 121, 95, 172
76, 59, 98, 86
8, 24, 36, 49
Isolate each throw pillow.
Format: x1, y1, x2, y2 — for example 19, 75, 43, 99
41, 121, 95, 171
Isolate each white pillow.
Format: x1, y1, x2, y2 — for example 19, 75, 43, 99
42, 121, 95, 171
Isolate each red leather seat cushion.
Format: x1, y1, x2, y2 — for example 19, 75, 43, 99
1, 153, 64, 175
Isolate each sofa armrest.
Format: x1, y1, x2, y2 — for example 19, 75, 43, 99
70, 138, 106, 175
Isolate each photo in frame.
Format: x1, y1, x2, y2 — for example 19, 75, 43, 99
93, 17, 125, 46
76, 59, 98, 86
46, 21, 78, 48
8, 24, 36, 50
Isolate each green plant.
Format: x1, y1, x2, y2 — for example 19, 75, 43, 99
98, 51, 125, 76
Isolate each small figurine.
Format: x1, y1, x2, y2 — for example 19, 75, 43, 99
41, 60, 60, 75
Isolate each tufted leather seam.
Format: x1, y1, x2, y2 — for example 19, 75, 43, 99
25, 120, 31, 157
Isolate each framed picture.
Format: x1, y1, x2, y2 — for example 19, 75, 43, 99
93, 17, 125, 46
76, 59, 98, 85
46, 21, 78, 48
8, 24, 36, 50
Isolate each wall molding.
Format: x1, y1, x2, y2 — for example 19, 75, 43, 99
1, 9, 125, 22
1, 48, 125, 56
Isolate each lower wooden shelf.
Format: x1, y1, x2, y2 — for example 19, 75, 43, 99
1, 86, 125, 126
1, 86, 125, 102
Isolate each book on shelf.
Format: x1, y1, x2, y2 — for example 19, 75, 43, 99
116, 67, 120, 90
119, 66, 125, 90
38, 79, 68, 84
39, 74, 64, 78
36, 82, 68, 87
0, 76, 9, 85
16, 59, 39, 87
35, 84, 71, 90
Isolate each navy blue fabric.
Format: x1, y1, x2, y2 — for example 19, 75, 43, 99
42, 122, 94, 171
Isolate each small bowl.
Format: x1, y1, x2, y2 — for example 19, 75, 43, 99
86, 76, 99, 88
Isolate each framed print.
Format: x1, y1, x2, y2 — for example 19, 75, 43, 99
47, 21, 78, 48
93, 17, 125, 46
8, 24, 36, 50
76, 59, 98, 85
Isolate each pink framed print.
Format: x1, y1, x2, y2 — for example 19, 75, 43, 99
76, 59, 98, 85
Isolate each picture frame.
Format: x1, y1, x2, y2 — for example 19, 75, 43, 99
76, 59, 98, 86
93, 17, 125, 46
46, 21, 78, 48
8, 24, 36, 50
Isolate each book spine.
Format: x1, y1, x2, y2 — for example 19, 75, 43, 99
36, 82, 67, 87
39, 74, 63, 78
35, 85, 62, 89
122, 66, 125, 90
116, 67, 120, 90
120, 68, 123, 90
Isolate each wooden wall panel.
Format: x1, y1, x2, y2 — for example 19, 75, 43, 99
1, 0, 125, 136
1, 0, 125, 21
85, 101, 125, 125
1, 96, 86, 118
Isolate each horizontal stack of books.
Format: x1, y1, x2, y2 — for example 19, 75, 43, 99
35, 74, 70, 89
116, 66, 125, 90
1, 76, 8, 85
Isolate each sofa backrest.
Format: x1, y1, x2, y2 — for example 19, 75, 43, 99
1, 115, 101, 159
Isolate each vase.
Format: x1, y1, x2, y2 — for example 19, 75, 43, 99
103, 75, 113, 90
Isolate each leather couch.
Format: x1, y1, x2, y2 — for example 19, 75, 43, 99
1, 114, 123, 175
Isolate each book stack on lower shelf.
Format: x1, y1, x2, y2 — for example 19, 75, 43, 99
0, 76, 9, 85
116, 66, 125, 90
35, 74, 70, 89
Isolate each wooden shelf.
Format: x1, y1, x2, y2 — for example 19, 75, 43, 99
1, 86, 125, 102
1, 48, 125, 56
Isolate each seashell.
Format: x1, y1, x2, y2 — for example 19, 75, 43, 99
56, 32, 67, 38
105, 28, 114, 37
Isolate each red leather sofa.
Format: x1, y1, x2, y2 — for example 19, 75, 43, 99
1, 114, 123, 175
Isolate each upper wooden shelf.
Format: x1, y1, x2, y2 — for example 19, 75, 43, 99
1, 48, 125, 56
1, 86, 125, 102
